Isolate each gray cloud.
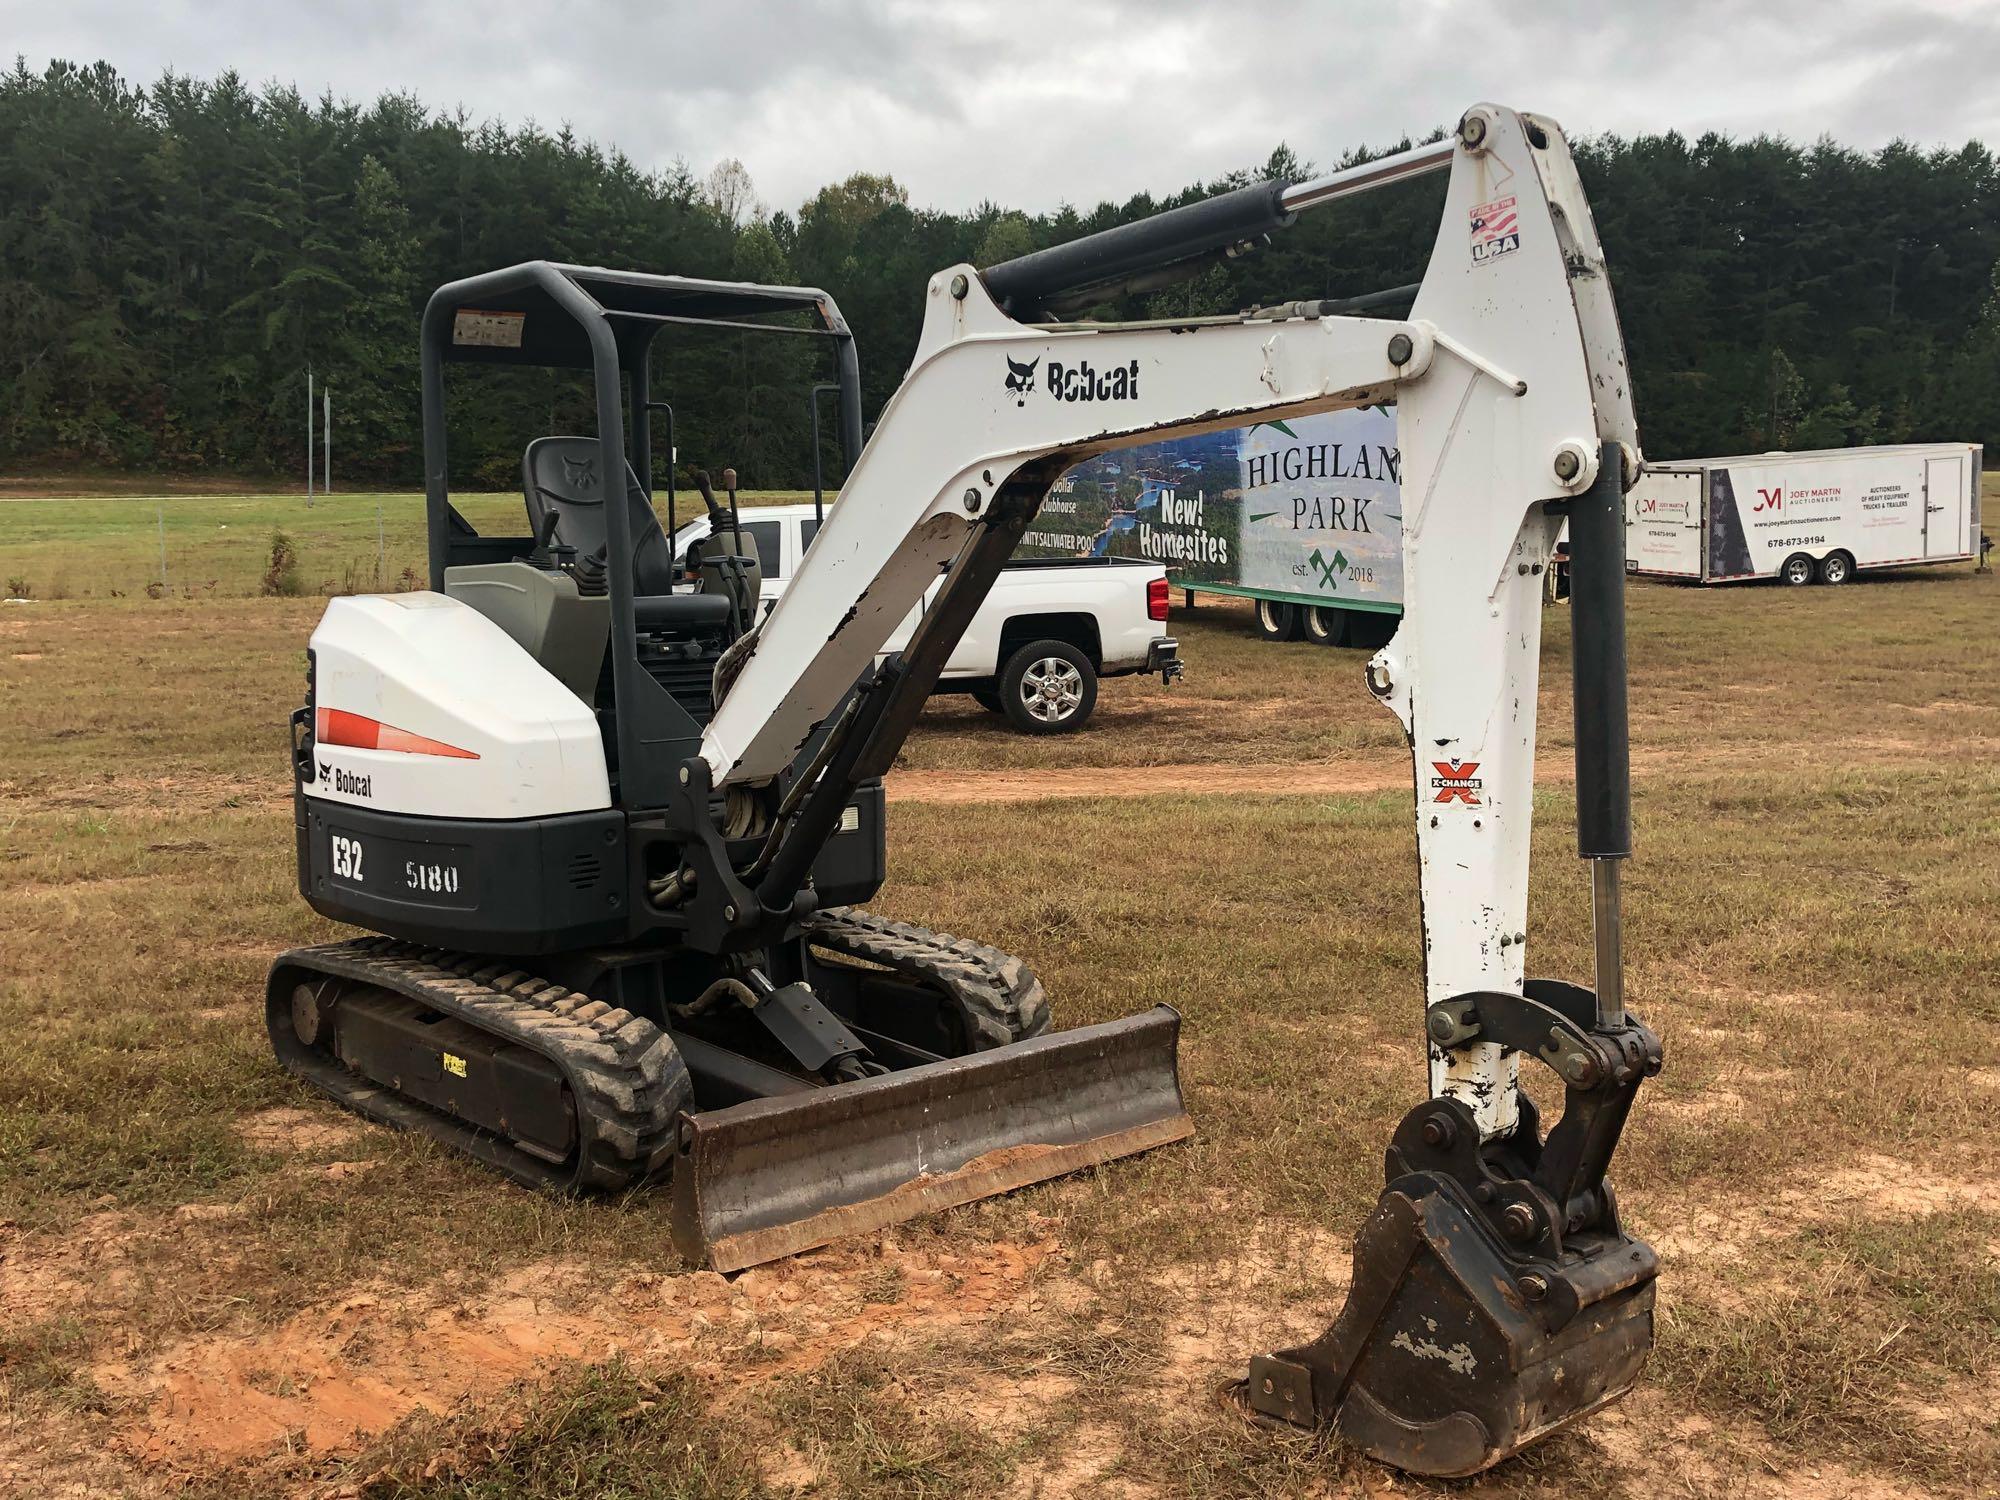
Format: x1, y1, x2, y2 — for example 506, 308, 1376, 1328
8, 0, 1998, 212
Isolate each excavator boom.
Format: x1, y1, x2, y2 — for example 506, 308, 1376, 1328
707, 105, 1634, 1143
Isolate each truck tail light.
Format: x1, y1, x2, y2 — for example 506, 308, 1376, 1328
1147, 576, 1170, 622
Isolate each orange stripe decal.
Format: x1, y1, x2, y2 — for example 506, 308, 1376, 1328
315, 707, 479, 760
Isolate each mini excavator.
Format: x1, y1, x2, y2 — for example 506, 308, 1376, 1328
269, 103, 1662, 1476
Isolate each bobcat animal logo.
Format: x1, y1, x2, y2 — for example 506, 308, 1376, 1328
317, 760, 331, 784
1004, 355, 1039, 406
560, 454, 598, 491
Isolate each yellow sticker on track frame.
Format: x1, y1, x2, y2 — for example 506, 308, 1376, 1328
441, 1052, 468, 1078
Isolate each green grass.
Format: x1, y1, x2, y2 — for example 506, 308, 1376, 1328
0, 486, 811, 600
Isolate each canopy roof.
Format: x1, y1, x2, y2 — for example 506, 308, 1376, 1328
423, 261, 848, 370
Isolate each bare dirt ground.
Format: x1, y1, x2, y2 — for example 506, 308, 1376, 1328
2, 573, 1997, 1498
882, 735, 2000, 804
99, 1237, 1058, 1467
885, 759, 1418, 804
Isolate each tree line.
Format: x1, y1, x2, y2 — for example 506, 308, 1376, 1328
3, 58, 1996, 492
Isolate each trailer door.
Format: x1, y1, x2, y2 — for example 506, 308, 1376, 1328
1924, 454, 1970, 558
1624, 468, 1701, 577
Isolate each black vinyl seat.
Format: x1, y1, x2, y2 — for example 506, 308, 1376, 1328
523, 436, 726, 629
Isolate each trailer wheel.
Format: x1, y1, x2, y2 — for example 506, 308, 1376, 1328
1301, 605, 1346, 646
1781, 553, 1817, 587
1253, 600, 1300, 641
1817, 551, 1854, 586
999, 640, 1096, 733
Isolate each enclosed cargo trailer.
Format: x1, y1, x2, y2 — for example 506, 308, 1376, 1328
1625, 443, 1983, 585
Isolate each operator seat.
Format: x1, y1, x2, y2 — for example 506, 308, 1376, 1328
521, 437, 730, 629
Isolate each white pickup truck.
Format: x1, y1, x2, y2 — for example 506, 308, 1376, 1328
671, 503, 1182, 732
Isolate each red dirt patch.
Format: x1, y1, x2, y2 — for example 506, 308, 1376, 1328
235, 1107, 366, 1154
106, 1238, 1057, 1467
0, 1209, 248, 1332
884, 760, 1419, 806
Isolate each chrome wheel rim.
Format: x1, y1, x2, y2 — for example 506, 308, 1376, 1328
1020, 658, 1084, 722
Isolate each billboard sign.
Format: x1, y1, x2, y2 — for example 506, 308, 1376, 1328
1016, 408, 1404, 611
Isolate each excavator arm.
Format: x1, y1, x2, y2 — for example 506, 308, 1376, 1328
701, 103, 1662, 1476
706, 103, 1634, 1138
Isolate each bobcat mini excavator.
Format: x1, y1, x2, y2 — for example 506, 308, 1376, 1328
270, 102, 1661, 1477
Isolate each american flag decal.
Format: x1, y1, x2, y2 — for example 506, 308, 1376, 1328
1468, 196, 1521, 263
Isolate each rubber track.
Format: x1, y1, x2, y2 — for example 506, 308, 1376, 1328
268, 936, 690, 1193
802, 907, 1052, 1051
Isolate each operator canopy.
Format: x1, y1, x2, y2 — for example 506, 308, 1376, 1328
428, 262, 844, 371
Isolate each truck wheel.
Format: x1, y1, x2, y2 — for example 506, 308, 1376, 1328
1781, 553, 1816, 586
1817, 551, 1854, 586
1000, 640, 1096, 734
1301, 605, 1346, 646
971, 688, 1004, 714
1254, 600, 1300, 641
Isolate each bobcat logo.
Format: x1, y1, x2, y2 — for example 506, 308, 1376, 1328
1004, 355, 1038, 406
560, 454, 597, 491
317, 760, 331, 784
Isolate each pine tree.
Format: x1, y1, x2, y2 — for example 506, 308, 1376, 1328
0, 62, 1994, 480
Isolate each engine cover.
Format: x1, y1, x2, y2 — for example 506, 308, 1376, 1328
305, 591, 610, 820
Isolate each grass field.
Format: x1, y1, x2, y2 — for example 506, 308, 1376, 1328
0, 487, 805, 602
1, 489, 1997, 1499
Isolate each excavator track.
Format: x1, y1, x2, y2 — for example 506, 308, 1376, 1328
266, 937, 690, 1194
801, 906, 1052, 1049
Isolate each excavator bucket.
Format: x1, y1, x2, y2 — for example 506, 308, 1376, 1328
1244, 1037, 1662, 1477
669, 1005, 1192, 1271
1245, 1172, 1658, 1474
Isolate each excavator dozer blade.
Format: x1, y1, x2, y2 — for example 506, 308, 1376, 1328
669, 1005, 1192, 1272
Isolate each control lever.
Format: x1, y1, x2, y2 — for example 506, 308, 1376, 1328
721, 467, 744, 546
693, 469, 724, 520
529, 509, 576, 572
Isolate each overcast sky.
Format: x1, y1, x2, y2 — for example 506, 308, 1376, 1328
10, 0, 2000, 213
